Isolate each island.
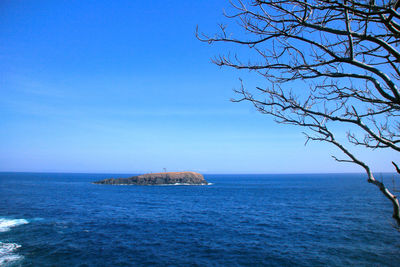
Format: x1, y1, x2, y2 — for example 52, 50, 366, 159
93, 171, 208, 185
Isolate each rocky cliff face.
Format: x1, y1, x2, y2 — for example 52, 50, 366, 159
93, 171, 208, 185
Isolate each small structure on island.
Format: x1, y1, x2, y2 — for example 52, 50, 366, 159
93, 171, 208, 185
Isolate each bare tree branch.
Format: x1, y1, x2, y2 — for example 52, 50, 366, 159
198, 0, 400, 228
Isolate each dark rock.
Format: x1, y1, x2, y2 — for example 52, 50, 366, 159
93, 171, 208, 185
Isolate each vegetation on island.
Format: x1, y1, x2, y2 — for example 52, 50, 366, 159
93, 171, 208, 185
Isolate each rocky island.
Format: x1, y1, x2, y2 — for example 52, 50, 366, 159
93, 171, 208, 185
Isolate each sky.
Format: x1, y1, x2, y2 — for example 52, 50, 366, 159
0, 0, 397, 174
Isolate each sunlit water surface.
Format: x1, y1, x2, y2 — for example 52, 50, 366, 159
1, 172, 399, 266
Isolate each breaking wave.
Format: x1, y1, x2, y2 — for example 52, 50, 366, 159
0, 218, 29, 266
0, 242, 23, 266
0, 218, 28, 233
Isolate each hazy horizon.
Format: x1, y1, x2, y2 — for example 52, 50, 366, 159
0, 170, 397, 176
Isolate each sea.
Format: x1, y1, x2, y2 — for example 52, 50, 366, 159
0, 172, 399, 266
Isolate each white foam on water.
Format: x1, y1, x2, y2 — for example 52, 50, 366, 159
0, 218, 28, 265
0, 242, 23, 266
160, 183, 212, 186
0, 219, 29, 233
97, 183, 212, 186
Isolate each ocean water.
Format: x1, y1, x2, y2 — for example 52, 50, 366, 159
0, 172, 399, 266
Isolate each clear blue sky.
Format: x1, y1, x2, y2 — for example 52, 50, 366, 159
0, 0, 396, 174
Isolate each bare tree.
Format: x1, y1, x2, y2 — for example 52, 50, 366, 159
198, 0, 400, 227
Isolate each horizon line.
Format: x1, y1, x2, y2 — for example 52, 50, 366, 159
0, 170, 396, 175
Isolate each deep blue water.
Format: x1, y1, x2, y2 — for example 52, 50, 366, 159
1, 172, 400, 266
